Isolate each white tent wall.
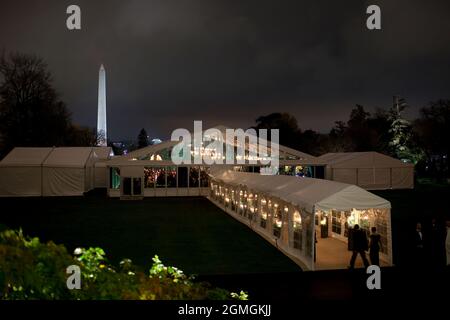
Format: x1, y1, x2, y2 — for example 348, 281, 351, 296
42, 167, 86, 196
331, 168, 357, 185
320, 152, 414, 190
94, 161, 108, 188
0, 147, 53, 197
391, 167, 414, 189
0, 166, 43, 196
0, 146, 110, 196
41, 147, 97, 196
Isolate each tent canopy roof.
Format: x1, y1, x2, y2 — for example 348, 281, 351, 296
92, 147, 113, 160
121, 125, 322, 165
210, 169, 390, 212
43, 147, 95, 168
318, 151, 413, 168
0, 147, 53, 166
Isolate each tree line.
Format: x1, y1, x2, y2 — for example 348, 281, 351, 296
0, 52, 99, 158
253, 99, 450, 180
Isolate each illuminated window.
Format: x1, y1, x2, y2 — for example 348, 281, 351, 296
293, 210, 302, 250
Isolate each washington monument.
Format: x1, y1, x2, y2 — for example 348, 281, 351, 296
97, 64, 107, 146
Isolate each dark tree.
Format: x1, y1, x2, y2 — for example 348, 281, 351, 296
0, 52, 71, 156
253, 112, 303, 150
66, 125, 98, 147
346, 104, 372, 151
414, 99, 450, 179
137, 128, 149, 149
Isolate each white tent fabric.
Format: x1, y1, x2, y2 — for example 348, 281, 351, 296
92, 147, 112, 188
0, 148, 53, 196
42, 147, 96, 196
210, 169, 390, 213
0, 147, 106, 197
318, 152, 414, 189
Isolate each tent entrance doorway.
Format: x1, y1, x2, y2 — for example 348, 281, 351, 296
121, 177, 143, 200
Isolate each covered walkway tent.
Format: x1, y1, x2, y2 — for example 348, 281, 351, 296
0, 148, 53, 196
318, 152, 414, 190
208, 169, 392, 270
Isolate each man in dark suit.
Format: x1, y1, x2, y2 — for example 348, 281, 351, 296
348, 224, 370, 269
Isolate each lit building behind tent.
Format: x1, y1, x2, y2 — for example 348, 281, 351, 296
318, 152, 414, 190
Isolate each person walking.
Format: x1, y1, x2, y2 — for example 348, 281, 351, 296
348, 224, 370, 269
369, 227, 382, 266
414, 222, 425, 267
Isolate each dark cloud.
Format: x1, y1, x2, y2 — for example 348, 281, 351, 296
1, 0, 450, 140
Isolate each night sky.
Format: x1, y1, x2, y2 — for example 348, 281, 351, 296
1, 0, 450, 140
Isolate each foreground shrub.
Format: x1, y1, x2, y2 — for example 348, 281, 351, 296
0, 229, 247, 300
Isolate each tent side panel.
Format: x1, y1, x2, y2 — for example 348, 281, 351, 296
391, 167, 414, 189
332, 168, 357, 185
43, 167, 85, 196
0, 167, 42, 196
357, 168, 390, 190
94, 166, 107, 188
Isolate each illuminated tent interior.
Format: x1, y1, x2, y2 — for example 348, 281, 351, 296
105, 126, 326, 198
208, 169, 392, 270
318, 152, 414, 190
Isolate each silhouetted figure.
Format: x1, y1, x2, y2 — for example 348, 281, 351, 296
429, 218, 446, 268
369, 227, 382, 266
446, 220, 450, 266
314, 231, 317, 262
348, 224, 370, 269
414, 222, 425, 267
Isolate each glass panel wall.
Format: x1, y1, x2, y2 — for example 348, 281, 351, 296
144, 167, 156, 188
273, 203, 282, 238
200, 167, 209, 187
177, 166, 188, 188
293, 210, 302, 250
260, 197, 268, 229
156, 167, 166, 188
189, 167, 200, 188
167, 166, 177, 188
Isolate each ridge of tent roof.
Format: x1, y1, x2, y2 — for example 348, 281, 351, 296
210, 169, 390, 212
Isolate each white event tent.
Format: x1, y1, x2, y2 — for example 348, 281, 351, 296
318, 152, 414, 190
0, 147, 111, 197
208, 169, 392, 270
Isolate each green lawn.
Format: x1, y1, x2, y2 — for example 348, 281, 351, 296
0, 196, 301, 275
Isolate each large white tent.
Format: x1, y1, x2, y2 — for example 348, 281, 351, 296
209, 169, 392, 270
318, 152, 414, 190
0, 147, 110, 197
0, 148, 53, 196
